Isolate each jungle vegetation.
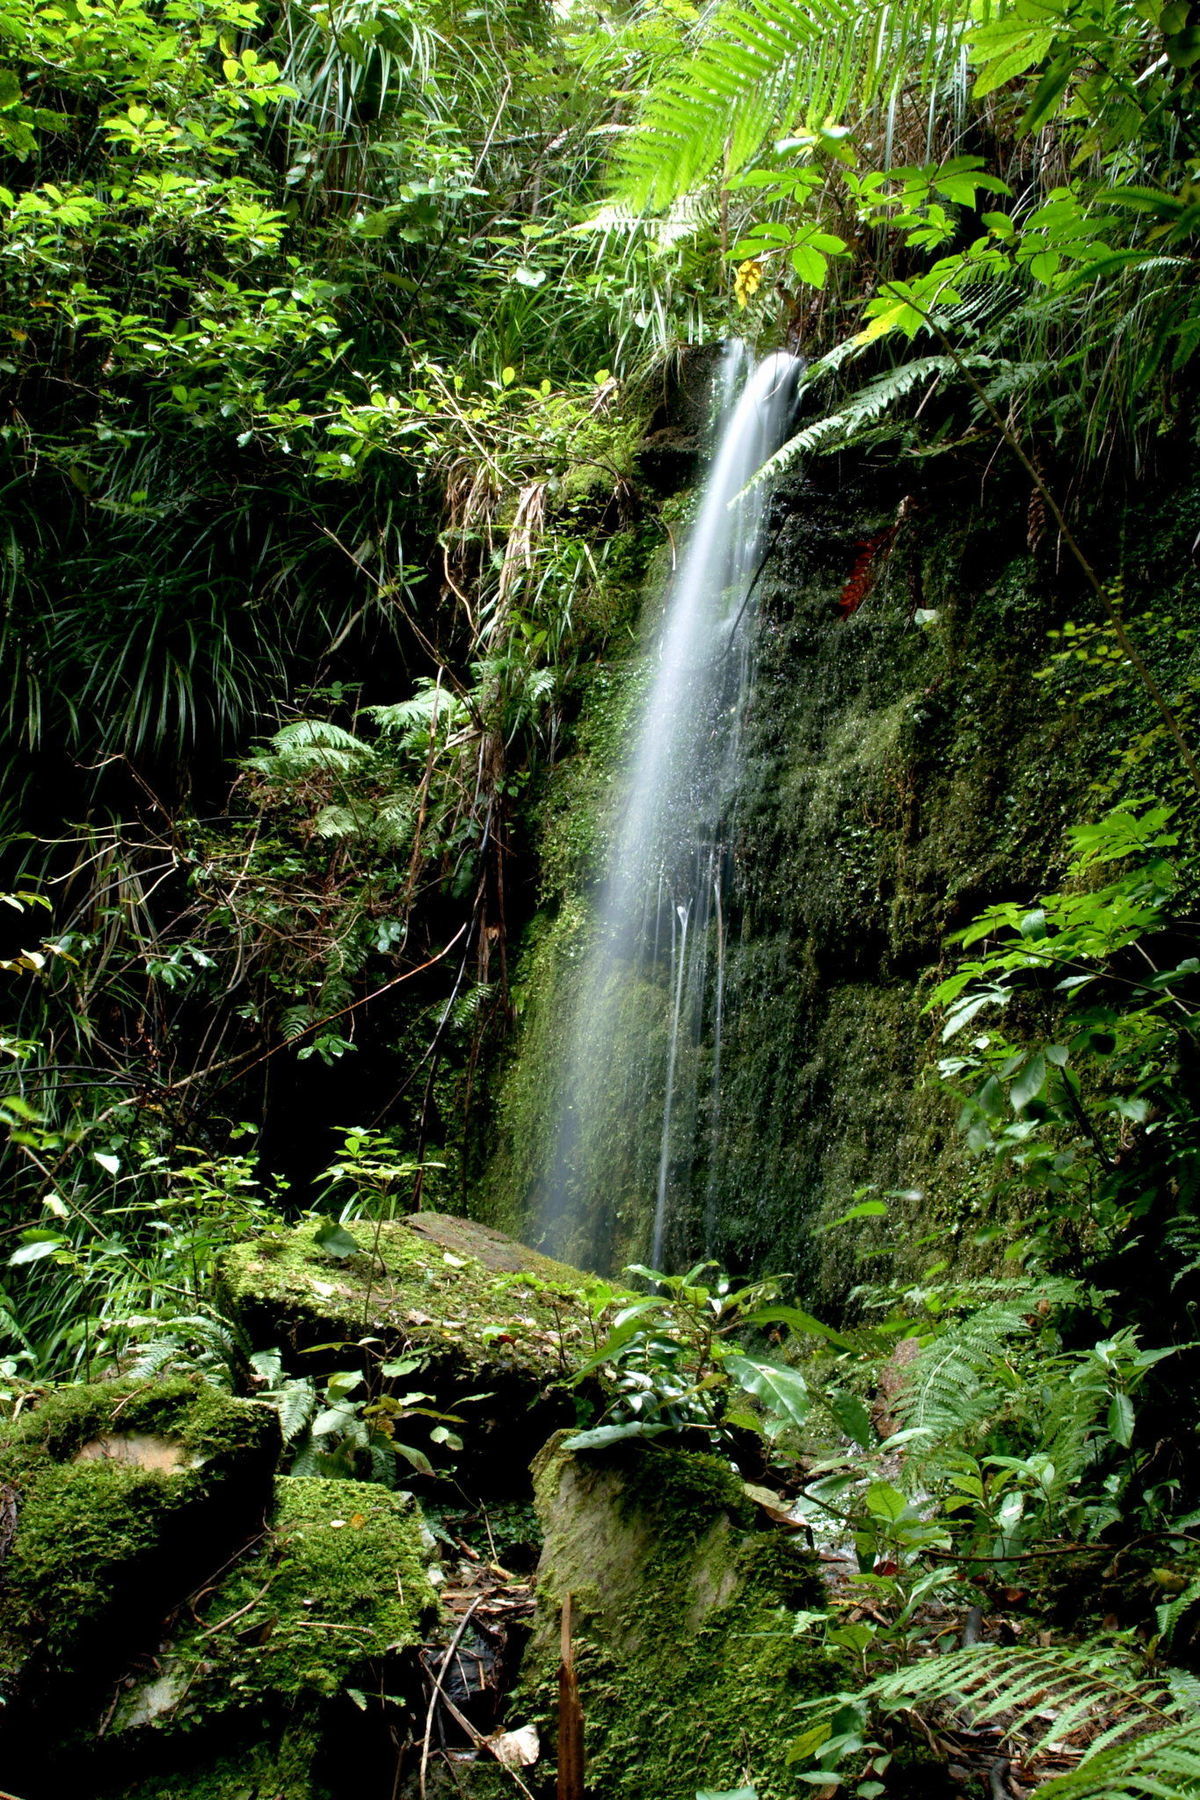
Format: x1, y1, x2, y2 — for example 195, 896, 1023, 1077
3, 0, 1200, 1791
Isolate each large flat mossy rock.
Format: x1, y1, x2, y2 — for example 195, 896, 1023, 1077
0, 1377, 278, 1764
524, 1435, 834, 1800
220, 1212, 602, 1477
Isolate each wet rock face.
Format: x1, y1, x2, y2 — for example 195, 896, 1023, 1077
523, 1434, 830, 1800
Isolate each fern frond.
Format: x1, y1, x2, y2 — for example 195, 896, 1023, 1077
898, 1279, 1080, 1447
280, 1005, 315, 1043
247, 718, 374, 779
1158, 1578, 1200, 1648
750, 356, 966, 481
866, 1641, 1196, 1772
612, 0, 973, 210
287, 1440, 322, 1477
275, 1378, 317, 1446
1033, 1719, 1200, 1797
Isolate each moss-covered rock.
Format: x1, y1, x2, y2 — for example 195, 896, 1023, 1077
0, 1377, 278, 1778
219, 1211, 602, 1480
115, 1475, 436, 1731
523, 1434, 836, 1799
109, 1724, 329, 1800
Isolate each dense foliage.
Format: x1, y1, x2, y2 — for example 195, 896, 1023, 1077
4, 0, 1200, 1790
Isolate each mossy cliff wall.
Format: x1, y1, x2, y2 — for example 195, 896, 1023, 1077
476, 432, 1200, 1298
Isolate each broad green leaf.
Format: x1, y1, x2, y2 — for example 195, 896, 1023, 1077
725, 1353, 809, 1430
562, 1421, 670, 1450
395, 1441, 435, 1476
1107, 1391, 1135, 1447
10, 1233, 66, 1265
1010, 1051, 1046, 1112
743, 1304, 856, 1351
827, 1388, 873, 1449
313, 1218, 360, 1260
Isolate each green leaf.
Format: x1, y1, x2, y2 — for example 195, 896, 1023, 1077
1107, 1391, 1135, 1448
743, 1305, 856, 1351
1010, 1052, 1046, 1112
11, 1233, 67, 1265
697, 1790, 757, 1799
725, 1353, 809, 1430
821, 1198, 888, 1231
790, 241, 829, 287
394, 1441, 435, 1476
827, 1388, 873, 1449
313, 1218, 360, 1260
562, 1421, 670, 1450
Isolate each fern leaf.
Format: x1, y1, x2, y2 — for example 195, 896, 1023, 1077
865, 1642, 1195, 1775
1158, 1578, 1200, 1648
612, 0, 973, 211
276, 1378, 317, 1446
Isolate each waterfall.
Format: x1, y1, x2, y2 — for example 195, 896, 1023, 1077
539, 345, 799, 1270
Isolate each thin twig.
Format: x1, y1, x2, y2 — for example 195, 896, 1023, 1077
420, 1594, 485, 1800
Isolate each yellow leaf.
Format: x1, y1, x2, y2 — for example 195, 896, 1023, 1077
734, 259, 762, 309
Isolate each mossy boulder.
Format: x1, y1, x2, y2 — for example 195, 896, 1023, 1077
107, 1724, 329, 1800
0, 1376, 278, 1773
115, 1474, 437, 1732
219, 1211, 602, 1481
524, 1434, 835, 1799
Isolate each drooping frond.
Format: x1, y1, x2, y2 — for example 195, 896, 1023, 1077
864, 1641, 1200, 1796
612, 0, 973, 211
246, 718, 375, 779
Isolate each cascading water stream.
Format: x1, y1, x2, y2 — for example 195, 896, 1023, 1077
539, 345, 799, 1269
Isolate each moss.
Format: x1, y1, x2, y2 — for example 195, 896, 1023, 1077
0, 1378, 277, 1702
117, 1475, 436, 1732
525, 1438, 834, 1799
475, 455, 1168, 1292
109, 1724, 327, 1800
219, 1212, 595, 1378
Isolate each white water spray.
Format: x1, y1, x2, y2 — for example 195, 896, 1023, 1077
540, 346, 799, 1268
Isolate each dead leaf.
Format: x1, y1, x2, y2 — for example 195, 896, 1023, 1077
483, 1724, 539, 1768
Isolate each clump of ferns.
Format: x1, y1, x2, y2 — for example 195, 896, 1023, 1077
116, 1309, 252, 1389
853, 1275, 1179, 1554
